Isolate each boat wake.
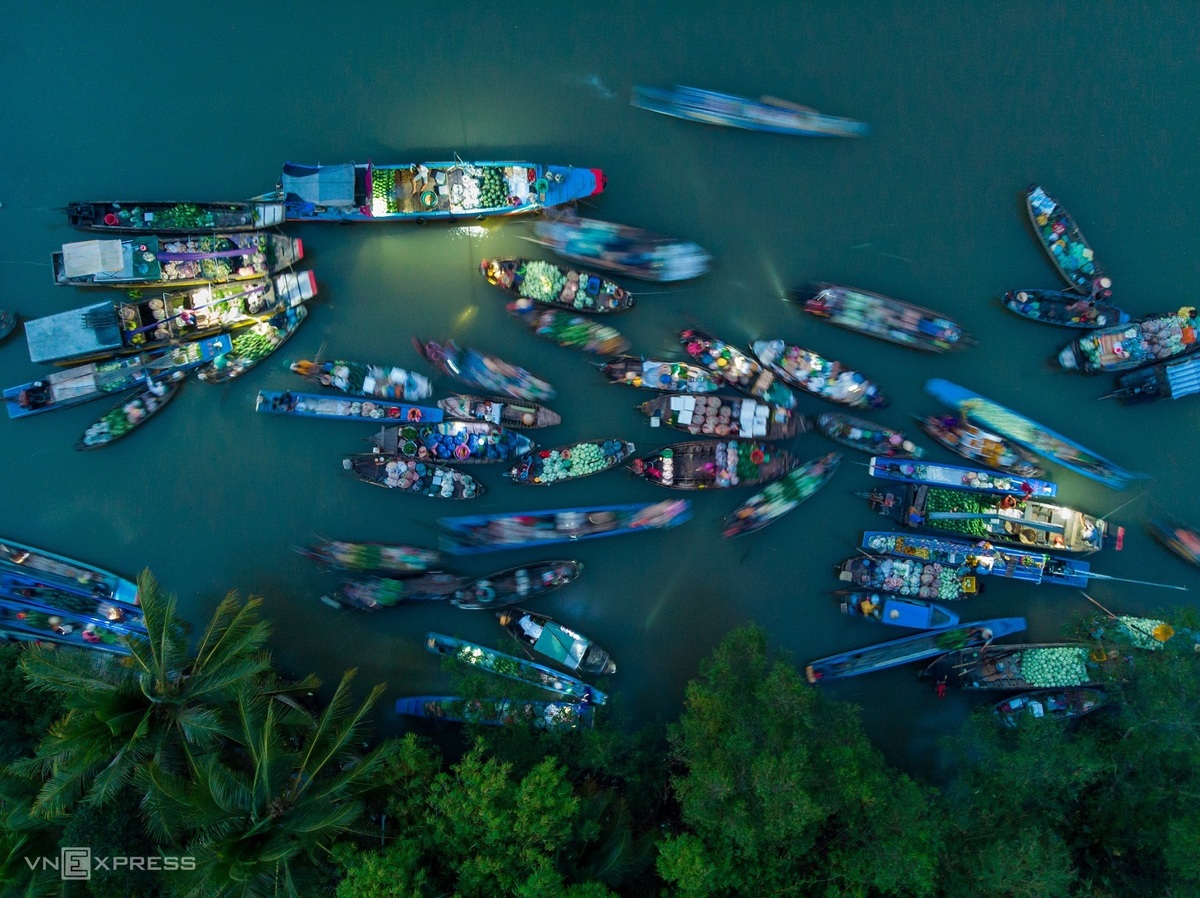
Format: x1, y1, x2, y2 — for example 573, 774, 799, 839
570, 74, 616, 100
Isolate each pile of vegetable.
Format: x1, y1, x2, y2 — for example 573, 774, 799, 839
476, 168, 507, 208
82, 400, 146, 446
1019, 646, 1090, 687
922, 489, 1003, 538
371, 169, 399, 213
517, 260, 569, 304
230, 328, 280, 363
512, 305, 628, 354
152, 204, 215, 229
511, 440, 629, 484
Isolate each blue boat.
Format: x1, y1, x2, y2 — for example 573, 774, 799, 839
0, 572, 145, 633
1001, 289, 1130, 329
0, 537, 139, 607
836, 592, 960, 629
438, 499, 692, 555
631, 85, 868, 137
867, 456, 1057, 498
0, 606, 131, 656
255, 390, 444, 425
1104, 353, 1200, 404
271, 160, 605, 223
197, 305, 307, 384
424, 633, 608, 705
394, 695, 594, 730
924, 378, 1145, 490
805, 617, 1027, 683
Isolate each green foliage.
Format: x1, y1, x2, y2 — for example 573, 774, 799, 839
0, 644, 64, 764
61, 790, 158, 898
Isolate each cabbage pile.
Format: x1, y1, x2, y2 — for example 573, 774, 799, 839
1020, 646, 1089, 687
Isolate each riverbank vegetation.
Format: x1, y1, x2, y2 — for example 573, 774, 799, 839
0, 572, 1197, 897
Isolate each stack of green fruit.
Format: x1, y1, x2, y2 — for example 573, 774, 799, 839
923, 489, 994, 538
372, 169, 398, 212
1020, 647, 1089, 687
154, 204, 214, 229
231, 329, 278, 362
517, 260, 568, 303
478, 168, 506, 208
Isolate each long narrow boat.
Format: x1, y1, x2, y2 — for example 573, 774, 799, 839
506, 304, 630, 355
52, 233, 302, 287
293, 540, 441, 574
679, 329, 795, 407
438, 499, 692, 555
0, 537, 139, 606
631, 85, 868, 137
637, 395, 806, 441
862, 484, 1122, 554
836, 556, 984, 601
76, 370, 186, 450
507, 439, 634, 485
372, 422, 534, 464
805, 617, 1026, 683
529, 214, 711, 282
816, 412, 923, 457
924, 643, 1098, 690
0, 310, 16, 343
480, 258, 634, 313
25, 272, 316, 366
1103, 353, 1200, 404
1146, 512, 1200, 566
751, 339, 888, 409
722, 452, 840, 537
319, 573, 466, 610
272, 160, 605, 222
0, 572, 145, 632
794, 283, 971, 352
915, 413, 1045, 478
991, 688, 1110, 727
413, 338, 555, 402
867, 456, 1057, 498
289, 358, 431, 401
394, 695, 594, 730
1026, 185, 1111, 294
1057, 309, 1200, 373
67, 199, 286, 234
1002, 289, 1129, 329
629, 440, 796, 490
342, 454, 484, 498
497, 607, 616, 675
598, 356, 720, 393
835, 592, 960, 629
439, 394, 560, 429
4, 335, 230, 419
197, 305, 307, 383
924, 379, 1144, 489
425, 632, 608, 704
256, 390, 443, 425
449, 560, 583, 610
0, 606, 131, 655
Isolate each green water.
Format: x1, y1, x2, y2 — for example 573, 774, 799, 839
2, 3, 1198, 781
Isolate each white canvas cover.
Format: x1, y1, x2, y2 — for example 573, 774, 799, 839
61, 240, 124, 278
281, 163, 356, 206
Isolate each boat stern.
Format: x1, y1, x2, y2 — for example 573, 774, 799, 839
589, 168, 607, 195
1057, 344, 1079, 370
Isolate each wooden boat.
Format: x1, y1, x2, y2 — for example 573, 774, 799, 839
271, 160, 605, 222
25, 272, 316, 366
449, 560, 583, 610
289, 357, 431, 401
293, 539, 441, 574
1026, 185, 1112, 294
629, 440, 796, 490
372, 422, 534, 464
862, 484, 1122, 554
507, 439, 634, 485
529, 214, 711, 282
867, 456, 1057, 498
319, 573, 465, 610
424, 632, 608, 704
915, 412, 1045, 478
497, 607, 616, 675
631, 85, 868, 137
75, 370, 186, 450
4, 335, 230, 420
836, 592, 960, 629
0, 310, 16, 343
438, 499, 692, 555
197, 305, 307, 383
0, 537, 139, 606
52, 233, 302, 287
343, 454, 484, 499
924, 642, 1098, 690
413, 338, 554, 402
1057, 309, 1200, 373
67, 199, 286, 234
598, 356, 720, 393
836, 556, 984, 601
1147, 512, 1200, 566
439, 394, 560, 429
506, 304, 629, 355
751, 339, 888, 409
256, 390, 443, 425
1103, 353, 1200, 404
722, 452, 841, 537
481, 258, 634, 313
0, 572, 145, 632
816, 412, 923, 457
805, 617, 1026, 683
0, 605, 132, 655
991, 688, 1110, 727
394, 695, 594, 730
679, 328, 795, 408
794, 283, 971, 353
924, 379, 1145, 489
637, 394, 806, 441
1002, 289, 1129, 329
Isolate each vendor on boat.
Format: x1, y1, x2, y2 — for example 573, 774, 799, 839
16, 381, 50, 410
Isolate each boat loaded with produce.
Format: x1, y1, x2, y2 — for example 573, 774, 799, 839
371, 422, 534, 464
1057, 308, 1200, 374
836, 592, 960, 629
0, 604, 132, 655
67, 199, 286, 234
795, 283, 971, 352
915, 412, 1045, 478
598, 356, 720, 393
637, 394, 807, 441
438, 394, 561, 429
507, 439, 634, 485
506, 304, 630, 355
318, 572, 466, 610
924, 643, 1101, 690
529, 213, 711, 282
342, 454, 484, 498
866, 456, 1057, 498
1103, 353, 1200, 404
481, 258, 634, 313
197, 306, 307, 383
991, 688, 1110, 727
449, 561, 583, 610
394, 695, 594, 730
289, 358, 432, 401
1146, 512, 1200, 567
0, 572, 144, 636
835, 555, 984, 602
629, 440, 796, 490
816, 412, 922, 457
1025, 185, 1112, 294
722, 452, 841, 538
76, 370, 187, 450
631, 85, 869, 137
0, 537, 139, 606
293, 540, 442, 574
271, 160, 605, 222
414, 338, 555, 402
1002, 289, 1129, 329
255, 390, 443, 424
751, 339, 888, 409
679, 328, 795, 408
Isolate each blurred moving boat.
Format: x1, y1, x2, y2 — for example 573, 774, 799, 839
529, 213, 711, 281
632, 85, 869, 137
394, 696, 594, 730
795, 283, 971, 352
